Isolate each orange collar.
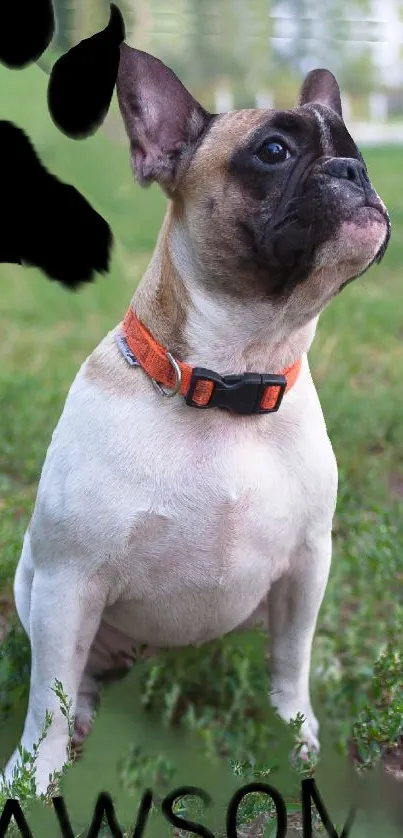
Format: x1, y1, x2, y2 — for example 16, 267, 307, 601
118, 307, 302, 416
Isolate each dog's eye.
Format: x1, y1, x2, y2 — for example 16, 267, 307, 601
256, 140, 290, 165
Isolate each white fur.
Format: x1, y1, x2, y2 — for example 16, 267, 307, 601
2, 56, 390, 796
4, 298, 338, 793
18, 152, 388, 793
312, 106, 333, 155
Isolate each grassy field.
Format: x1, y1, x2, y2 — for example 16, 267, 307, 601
1, 62, 403, 834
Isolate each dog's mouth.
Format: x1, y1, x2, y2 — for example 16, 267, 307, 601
338, 202, 391, 292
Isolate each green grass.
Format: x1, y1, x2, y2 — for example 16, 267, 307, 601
1, 62, 403, 831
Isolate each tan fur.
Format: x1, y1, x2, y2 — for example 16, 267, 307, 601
134, 206, 192, 356
84, 329, 139, 398
4, 58, 390, 796
185, 110, 271, 188
85, 206, 192, 394
178, 111, 274, 301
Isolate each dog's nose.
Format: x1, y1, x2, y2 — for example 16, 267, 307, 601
323, 157, 369, 188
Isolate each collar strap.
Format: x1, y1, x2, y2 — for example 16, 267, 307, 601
120, 307, 302, 416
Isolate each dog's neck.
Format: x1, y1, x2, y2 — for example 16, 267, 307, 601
131, 204, 318, 375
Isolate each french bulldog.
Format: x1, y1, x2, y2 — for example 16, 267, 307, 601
3, 44, 390, 795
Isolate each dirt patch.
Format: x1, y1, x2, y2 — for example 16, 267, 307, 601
382, 740, 403, 779
349, 736, 403, 779
236, 809, 323, 837
389, 471, 403, 498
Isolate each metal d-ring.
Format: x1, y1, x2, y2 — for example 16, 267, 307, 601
151, 351, 182, 398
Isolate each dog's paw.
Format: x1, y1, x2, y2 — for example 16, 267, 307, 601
304, 711, 319, 739
295, 717, 320, 759
270, 688, 320, 759
71, 717, 93, 758
288, 712, 321, 771
71, 683, 97, 756
3, 738, 71, 797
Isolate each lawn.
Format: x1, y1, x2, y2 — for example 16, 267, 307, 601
0, 62, 403, 835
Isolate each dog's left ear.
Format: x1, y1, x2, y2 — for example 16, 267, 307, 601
297, 68, 343, 118
116, 43, 211, 191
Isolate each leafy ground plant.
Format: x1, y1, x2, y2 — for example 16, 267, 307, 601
0, 679, 75, 805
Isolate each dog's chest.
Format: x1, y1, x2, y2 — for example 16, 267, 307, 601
122, 433, 298, 575
35, 365, 336, 647
101, 431, 307, 645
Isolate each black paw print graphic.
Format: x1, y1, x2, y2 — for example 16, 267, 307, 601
0, 2, 125, 289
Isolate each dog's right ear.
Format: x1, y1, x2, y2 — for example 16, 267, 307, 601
116, 43, 211, 191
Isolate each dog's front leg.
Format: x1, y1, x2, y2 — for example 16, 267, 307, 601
267, 530, 332, 754
4, 568, 105, 795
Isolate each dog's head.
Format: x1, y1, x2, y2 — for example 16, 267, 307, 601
117, 44, 390, 324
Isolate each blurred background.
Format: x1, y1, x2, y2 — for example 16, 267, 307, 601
49, 0, 403, 141
1, 2, 403, 832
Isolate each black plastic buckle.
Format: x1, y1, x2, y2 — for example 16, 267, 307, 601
185, 367, 287, 415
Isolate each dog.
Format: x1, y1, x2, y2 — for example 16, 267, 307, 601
3, 43, 390, 795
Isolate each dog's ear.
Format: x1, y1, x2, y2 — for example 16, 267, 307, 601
116, 42, 211, 191
297, 68, 342, 118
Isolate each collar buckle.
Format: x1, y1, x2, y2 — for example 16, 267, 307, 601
185, 368, 287, 415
